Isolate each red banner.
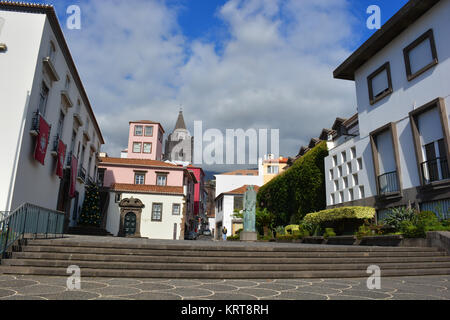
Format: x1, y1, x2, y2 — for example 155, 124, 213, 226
56, 140, 67, 179
69, 155, 78, 198
34, 116, 50, 165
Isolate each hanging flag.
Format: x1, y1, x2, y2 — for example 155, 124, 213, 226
34, 115, 50, 165
69, 155, 78, 198
56, 140, 67, 178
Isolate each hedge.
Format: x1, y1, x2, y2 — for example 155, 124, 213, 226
257, 141, 328, 225
304, 207, 376, 225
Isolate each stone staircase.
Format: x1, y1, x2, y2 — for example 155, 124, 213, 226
0, 237, 449, 279
67, 226, 113, 237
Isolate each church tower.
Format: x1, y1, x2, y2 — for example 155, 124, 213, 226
164, 110, 194, 164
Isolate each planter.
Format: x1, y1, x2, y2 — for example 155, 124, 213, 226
400, 238, 427, 247
326, 235, 357, 246
360, 235, 403, 246
303, 236, 325, 244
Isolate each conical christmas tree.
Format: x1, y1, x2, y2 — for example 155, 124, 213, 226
78, 183, 102, 227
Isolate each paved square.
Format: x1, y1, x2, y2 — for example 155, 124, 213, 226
0, 274, 448, 300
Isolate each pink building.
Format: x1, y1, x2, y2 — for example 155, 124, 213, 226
98, 121, 196, 240
127, 121, 165, 161
187, 166, 207, 232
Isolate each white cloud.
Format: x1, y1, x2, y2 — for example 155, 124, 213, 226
65, 0, 360, 171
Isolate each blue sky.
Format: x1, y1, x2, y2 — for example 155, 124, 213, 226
22, 0, 411, 170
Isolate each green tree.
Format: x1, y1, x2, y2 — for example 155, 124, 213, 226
78, 183, 102, 227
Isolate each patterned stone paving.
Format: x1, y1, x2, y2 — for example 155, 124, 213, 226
0, 275, 448, 300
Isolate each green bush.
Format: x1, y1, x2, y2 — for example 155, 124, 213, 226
304, 207, 375, 225
399, 211, 450, 238
381, 207, 416, 231
257, 141, 328, 226
285, 225, 300, 235
355, 224, 372, 240
323, 228, 336, 239
274, 226, 286, 236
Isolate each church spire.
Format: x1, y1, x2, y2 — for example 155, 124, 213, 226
174, 109, 187, 130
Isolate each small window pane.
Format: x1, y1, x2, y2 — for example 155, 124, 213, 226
143, 143, 152, 154
409, 38, 434, 75
157, 175, 167, 186
372, 69, 389, 97
172, 204, 180, 216
152, 203, 162, 221
135, 174, 145, 185
135, 126, 143, 136
145, 126, 153, 136
133, 142, 141, 153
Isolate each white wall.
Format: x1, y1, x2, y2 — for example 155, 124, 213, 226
215, 174, 263, 196
0, 10, 46, 211
0, 10, 103, 220
106, 192, 185, 240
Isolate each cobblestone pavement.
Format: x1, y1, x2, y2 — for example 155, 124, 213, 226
0, 275, 449, 300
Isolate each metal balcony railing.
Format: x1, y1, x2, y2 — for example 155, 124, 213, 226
1, 203, 64, 259
78, 167, 86, 183
378, 171, 399, 195
421, 157, 449, 184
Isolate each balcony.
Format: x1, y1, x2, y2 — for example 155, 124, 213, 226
77, 167, 86, 183
83, 129, 91, 142
42, 57, 60, 82
421, 158, 449, 185
61, 90, 73, 112
378, 171, 400, 196
50, 135, 60, 157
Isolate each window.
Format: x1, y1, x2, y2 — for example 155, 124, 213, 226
343, 177, 348, 189
403, 29, 438, 81
367, 62, 393, 105
353, 173, 359, 186
38, 82, 49, 115
349, 189, 354, 202
144, 126, 153, 137
332, 155, 338, 167
357, 158, 363, 171
57, 111, 65, 138
334, 180, 339, 192
65, 75, 71, 90
339, 191, 344, 204
338, 166, 343, 178
157, 174, 167, 186
172, 204, 181, 216
143, 143, 152, 154
267, 166, 279, 174
48, 41, 56, 61
135, 173, 145, 185
351, 147, 356, 160
341, 152, 347, 163
152, 203, 163, 221
359, 186, 365, 199
329, 169, 334, 181
347, 162, 352, 174
330, 194, 335, 206
133, 142, 142, 153
134, 125, 143, 136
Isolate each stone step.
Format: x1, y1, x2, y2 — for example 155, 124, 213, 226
21, 245, 446, 258
11, 251, 450, 265
3, 259, 450, 272
26, 239, 441, 253
1, 265, 449, 279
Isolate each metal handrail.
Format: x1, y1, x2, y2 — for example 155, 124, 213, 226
0, 203, 65, 259
378, 171, 399, 195
421, 157, 449, 184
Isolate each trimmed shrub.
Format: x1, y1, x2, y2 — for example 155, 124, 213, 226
257, 141, 328, 226
323, 228, 336, 239
304, 207, 375, 225
381, 207, 416, 231
285, 225, 300, 235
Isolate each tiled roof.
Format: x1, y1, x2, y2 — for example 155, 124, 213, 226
99, 157, 181, 169
111, 184, 184, 195
220, 170, 259, 176
0, 1, 105, 144
263, 158, 289, 164
224, 185, 260, 195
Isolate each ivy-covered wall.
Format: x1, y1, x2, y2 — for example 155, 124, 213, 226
257, 141, 328, 226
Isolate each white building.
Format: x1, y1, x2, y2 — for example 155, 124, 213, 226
0, 3, 104, 228
327, 0, 450, 220
214, 170, 263, 238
